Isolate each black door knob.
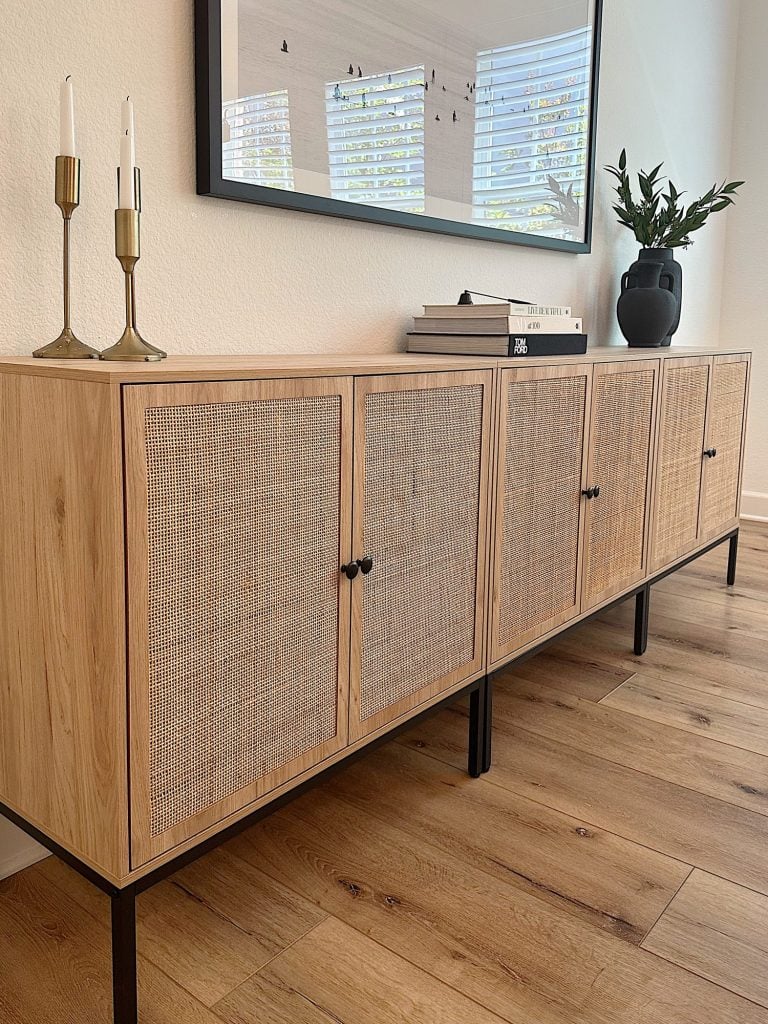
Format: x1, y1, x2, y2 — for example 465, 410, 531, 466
704, 448, 717, 459
341, 563, 360, 580
582, 487, 595, 499
593, 485, 601, 498
357, 555, 374, 575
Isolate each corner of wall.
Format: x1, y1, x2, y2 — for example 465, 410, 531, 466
0, 822, 48, 881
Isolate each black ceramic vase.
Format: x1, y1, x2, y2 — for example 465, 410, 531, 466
616, 260, 677, 348
621, 247, 683, 345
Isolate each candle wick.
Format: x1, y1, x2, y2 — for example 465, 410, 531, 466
65, 74, 72, 81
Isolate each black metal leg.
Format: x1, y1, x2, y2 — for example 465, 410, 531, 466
468, 682, 483, 778
468, 677, 492, 778
634, 585, 650, 656
111, 886, 138, 1024
727, 530, 739, 587
481, 676, 492, 774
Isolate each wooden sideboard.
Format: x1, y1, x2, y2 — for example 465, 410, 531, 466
0, 348, 750, 1024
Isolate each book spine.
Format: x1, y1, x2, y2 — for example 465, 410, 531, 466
506, 335, 588, 357
512, 317, 582, 333
519, 307, 572, 317
423, 305, 572, 316
412, 317, 582, 334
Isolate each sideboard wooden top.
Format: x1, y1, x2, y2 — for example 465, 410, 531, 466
0, 348, 750, 384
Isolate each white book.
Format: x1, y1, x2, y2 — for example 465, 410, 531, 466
413, 316, 583, 335
423, 303, 572, 317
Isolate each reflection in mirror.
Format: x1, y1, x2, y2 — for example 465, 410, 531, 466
215, 0, 600, 248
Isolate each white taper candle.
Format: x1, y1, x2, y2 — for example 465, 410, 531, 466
118, 97, 136, 209
59, 76, 76, 157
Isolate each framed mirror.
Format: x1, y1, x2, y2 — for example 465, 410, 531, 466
195, 0, 603, 252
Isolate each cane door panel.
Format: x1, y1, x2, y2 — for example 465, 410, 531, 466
350, 371, 493, 741
124, 377, 353, 866
650, 356, 711, 572
582, 359, 660, 610
700, 354, 750, 541
490, 364, 591, 664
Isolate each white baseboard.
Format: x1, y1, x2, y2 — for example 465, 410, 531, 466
742, 491, 768, 522
0, 825, 49, 881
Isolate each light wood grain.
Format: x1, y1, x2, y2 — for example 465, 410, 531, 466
484, 676, 768, 817
503, 649, 635, 702
649, 355, 710, 572
489, 363, 592, 663
4, 525, 768, 1023
581, 358, 660, 609
555, 616, 768, 710
121, 663, 484, 885
601, 674, 768, 755
0, 346, 752, 886
0, 348, 750, 384
0, 867, 224, 1024
349, 370, 493, 740
123, 376, 354, 867
227, 783, 765, 1024
643, 869, 768, 1008
700, 353, 750, 540
400, 696, 768, 894
38, 848, 326, 1007
327, 742, 690, 942
657, 570, 768, 619
642, 579, 768, 642
216, 917, 510, 1024
0, 374, 128, 881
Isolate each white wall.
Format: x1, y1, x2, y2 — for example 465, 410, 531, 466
0, 0, 741, 874
722, 0, 768, 518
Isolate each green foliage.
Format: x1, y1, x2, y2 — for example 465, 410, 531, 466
543, 175, 581, 228
605, 150, 744, 248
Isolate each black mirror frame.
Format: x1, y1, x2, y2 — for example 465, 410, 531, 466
194, 0, 603, 254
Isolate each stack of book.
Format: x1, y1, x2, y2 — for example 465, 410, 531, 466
407, 302, 587, 357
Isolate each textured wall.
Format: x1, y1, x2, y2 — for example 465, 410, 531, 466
721, 0, 768, 514
0, 0, 741, 872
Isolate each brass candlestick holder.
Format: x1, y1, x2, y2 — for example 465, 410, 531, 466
100, 169, 166, 362
34, 156, 99, 359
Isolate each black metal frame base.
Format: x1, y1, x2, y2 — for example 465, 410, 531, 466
468, 676, 493, 778
0, 528, 738, 1024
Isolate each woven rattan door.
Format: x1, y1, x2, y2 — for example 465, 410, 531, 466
124, 377, 353, 866
490, 364, 592, 666
581, 359, 660, 610
699, 354, 750, 541
350, 371, 493, 741
649, 356, 711, 572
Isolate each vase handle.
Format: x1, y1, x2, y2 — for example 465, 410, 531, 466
621, 271, 632, 292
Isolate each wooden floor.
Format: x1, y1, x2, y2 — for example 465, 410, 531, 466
2, 521, 768, 1023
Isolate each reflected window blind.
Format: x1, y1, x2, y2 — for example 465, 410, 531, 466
325, 67, 425, 213
472, 28, 592, 236
222, 91, 295, 190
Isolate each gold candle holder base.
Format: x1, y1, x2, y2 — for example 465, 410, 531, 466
34, 327, 101, 360
36, 156, 99, 359
101, 202, 166, 362
101, 326, 166, 362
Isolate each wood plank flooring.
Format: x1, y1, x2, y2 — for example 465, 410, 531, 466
1, 521, 768, 1022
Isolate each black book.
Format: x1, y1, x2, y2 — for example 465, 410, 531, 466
406, 333, 588, 357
